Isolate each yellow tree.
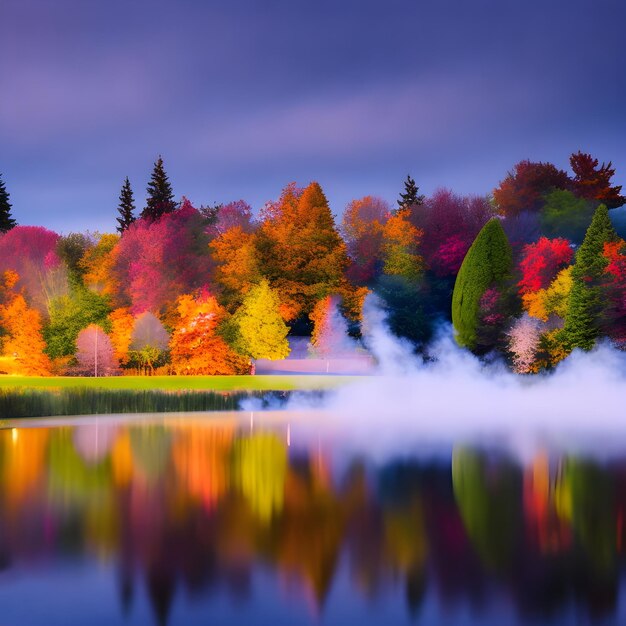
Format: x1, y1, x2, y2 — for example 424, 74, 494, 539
209, 226, 261, 311
234, 279, 290, 360
381, 208, 424, 281
0, 271, 51, 375
169, 292, 249, 375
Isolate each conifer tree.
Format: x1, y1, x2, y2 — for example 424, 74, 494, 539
397, 174, 425, 212
141, 156, 176, 220
452, 219, 512, 349
0, 174, 17, 233
116, 177, 136, 233
561, 204, 619, 351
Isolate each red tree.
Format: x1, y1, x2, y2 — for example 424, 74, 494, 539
570, 151, 625, 208
518, 237, 574, 294
493, 161, 571, 218
602, 240, 626, 346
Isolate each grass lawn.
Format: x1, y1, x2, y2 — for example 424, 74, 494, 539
0, 375, 361, 392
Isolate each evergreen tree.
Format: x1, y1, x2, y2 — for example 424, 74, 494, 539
561, 204, 618, 351
116, 177, 136, 233
452, 219, 512, 349
0, 174, 17, 233
141, 156, 176, 220
397, 174, 425, 212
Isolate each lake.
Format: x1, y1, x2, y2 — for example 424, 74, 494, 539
0, 411, 624, 625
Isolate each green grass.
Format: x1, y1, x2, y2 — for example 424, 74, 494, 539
0, 374, 359, 392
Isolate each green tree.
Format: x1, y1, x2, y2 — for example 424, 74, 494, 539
541, 189, 595, 244
141, 156, 176, 220
397, 174, 424, 212
451, 219, 512, 349
234, 279, 290, 360
561, 204, 618, 351
44, 287, 111, 358
0, 174, 17, 233
57, 232, 93, 285
116, 177, 136, 233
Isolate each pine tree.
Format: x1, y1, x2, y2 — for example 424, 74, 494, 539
452, 219, 512, 349
141, 156, 176, 220
397, 174, 425, 212
0, 174, 17, 233
561, 204, 619, 351
116, 177, 136, 233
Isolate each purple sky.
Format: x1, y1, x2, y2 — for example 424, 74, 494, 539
1, 0, 625, 233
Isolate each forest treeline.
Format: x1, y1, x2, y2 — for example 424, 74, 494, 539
0, 151, 624, 376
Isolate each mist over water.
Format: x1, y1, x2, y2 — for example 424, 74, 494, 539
282, 296, 626, 462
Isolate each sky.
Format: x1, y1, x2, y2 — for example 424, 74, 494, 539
1, 0, 625, 233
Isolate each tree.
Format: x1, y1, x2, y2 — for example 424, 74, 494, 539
412, 189, 494, 277
517, 237, 573, 295
114, 200, 213, 314
0, 173, 16, 233
602, 240, 626, 347
0, 274, 51, 375
540, 189, 595, 243
397, 175, 424, 212
256, 182, 349, 320
75, 324, 118, 376
80, 233, 120, 296
561, 204, 619, 351
170, 292, 248, 375
44, 287, 111, 358
0, 225, 63, 313
507, 314, 542, 374
109, 307, 134, 366
57, 232, 94, 285
570, 151, 625, 208
341, 196, 389, 285
141, 156, 176, 220
234, 279, 289, 360
210, 226, 261, 311
116, 177, 136, 233
493, 160, 571, 218
452, 219, 513, 349
130, 311, 169, 374
381, 209, 424, 281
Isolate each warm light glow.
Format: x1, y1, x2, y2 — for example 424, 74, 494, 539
11, 428, 18, 444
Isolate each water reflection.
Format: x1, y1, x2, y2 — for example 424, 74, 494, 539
1, 417, 626, 625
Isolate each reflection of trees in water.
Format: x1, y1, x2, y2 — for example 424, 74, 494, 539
2, 425, 626, 623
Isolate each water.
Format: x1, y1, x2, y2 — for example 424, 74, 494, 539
1, 412, 625, 625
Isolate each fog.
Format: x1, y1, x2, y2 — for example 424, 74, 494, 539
280, 295, 626, 462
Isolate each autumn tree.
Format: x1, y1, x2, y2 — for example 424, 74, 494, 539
75, 324, 118, 376
114, 199, 213, 314
570, 151, 625, 208
493, 160, 571, 218
207, 199, 255, 237
141, 156, 176, 220
507, 314, 542, 374
602, 240, 626, 346
79, 233, 120, 296
109, 307, 134, 365
256, 182, 349, 320
0, 271, 51, 375
170, 292, 248, 375
233, 279, 289, 360
0, 225, 64, 313
412, 189, 494, 277
210, 226, 260, 311
57, 232, 94, 285
561, 204, 619, 351
0, 173, 17, 233
397, 175, 424, 212
517, 237, 573, 295
380, 208, 424, 281
452, 219, 513, 350
341, 196, 389, 285
116, 177, 136, 233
